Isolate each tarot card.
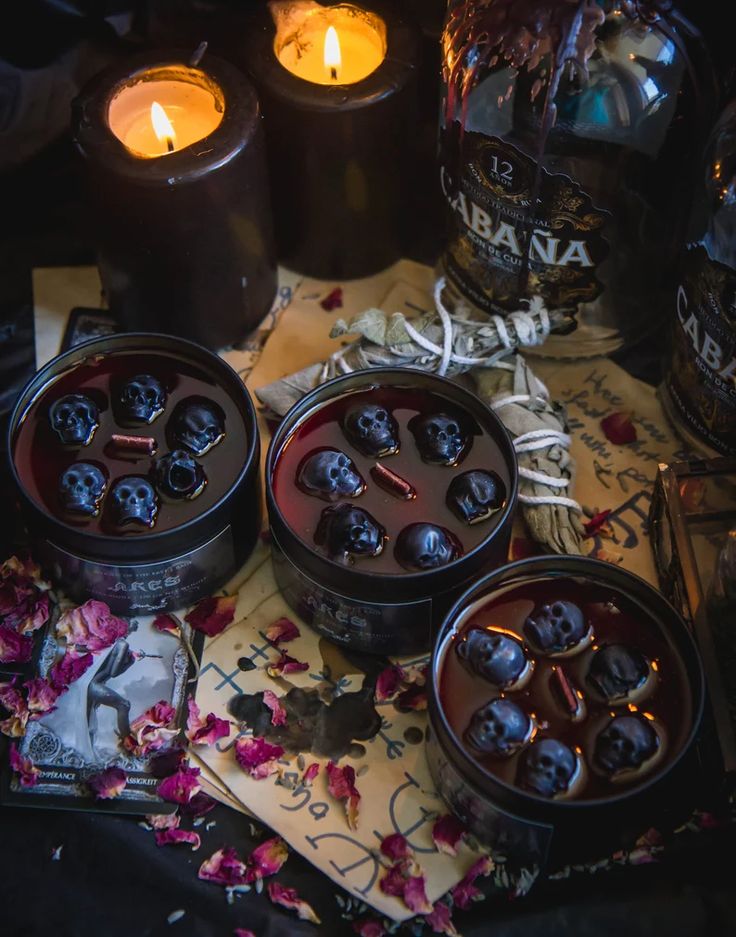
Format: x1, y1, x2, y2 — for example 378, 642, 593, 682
60, 308, 118, 351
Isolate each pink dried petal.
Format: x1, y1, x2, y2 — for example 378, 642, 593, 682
0, 556, 41, 581
234, 736, 284, 779
395, 683, 427, 712
185, 595, 236, 637
0, 712, 29, 737
153, 613, 180, 636
326, 761, 360, 830
185, 698, 230, 746
263, 689, 287, 726
23, 677, 61, 715
0, 626, 33, 663
450, 855, 493, 910
17, 593, 50, 635
431, 814, 466, 856
267, 651, 309, 677
353, 921, 386, 937
47, 649, 93, 690
155, 828, 201, 850
158, 764, 201, 805
592, 547, 624, 565
9, 744, 39, 787
87, 766, 127, 799
198, 846, 248, 886
267, 881, 321, 924
180, 791, 216, 819
601, 411, 637, 445
302, 762, 320, 786
379, 861, 408, 897
56, 600, 128, 653
320, 287, 343, 311
375, 665, 405, 703
265, 617, 300, 645
123, 699, 179, 756
245, 836, 289, 883
380, 833, 412, 862
425, 901, 457, 935
403, 663, 428, 686
0, 678, 27, 716
234, 931, 256, 937
583, 509, 613, 538
403, 874, 432, 915
147, 812, 180, 831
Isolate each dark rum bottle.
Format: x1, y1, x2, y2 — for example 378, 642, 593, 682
439, 0, 716, 357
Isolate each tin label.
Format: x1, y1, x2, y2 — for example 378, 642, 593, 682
41, 526, 236, 614
665, 244, 736, 456
441, 133, 610, 314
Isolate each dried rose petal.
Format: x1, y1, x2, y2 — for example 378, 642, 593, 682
153, 613, 180, 636
47, 649, 93, 690
198, 846, 248, 886
123, 699, 179, 756
424, 901, 457, 935
353, 921, 386, 937
146, 812, 180, 831
583, 509, 613, 538
326, 761, 360, 830
0, 678, 27, 716
155, 828, 201, 850
431, 814, 466, 856
234, 737, 284, 779
23, 677, 61, 715
234, 930, 256, 937
374, 665, 405, 703
403, 663, 428, 686
267, 882, 321, 924
0, 712, 29, 737
9, 744, 39, 787
601, 411, 637, 445
263, 690, 287, 727
0, 556, 41, 581
245, 836, 288, 883
16, 593, 50, 636
149, 746, 186, 778
380, 861, 409, 897
395, 683, 427, 712
450, 855, 493, 910
185, 595, 236, 637
403, 874, 432, 915
320, 287, 343, 311
87, 766, 127, 799
0, 626, 33, 663
56, 600, 128, 653
180, 791, 216, 819
158, 764, 201, 805
185, 698, 230, 746
265, 617, 300, 645
592, 547, 624, 565
266, 651, 309, 678
302, 762, 320, 786
380, 833, 411, 862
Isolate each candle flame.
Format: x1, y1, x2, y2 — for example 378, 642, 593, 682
150, 101, 176, 149
324, 25, 341, 74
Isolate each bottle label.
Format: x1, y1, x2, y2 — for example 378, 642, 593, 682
441, 132, 610, 314
665, 244, 736, 455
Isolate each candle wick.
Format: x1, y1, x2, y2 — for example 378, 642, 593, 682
166, 137, 175, 153
189, 40, 208, 68
330, 66, 338, 81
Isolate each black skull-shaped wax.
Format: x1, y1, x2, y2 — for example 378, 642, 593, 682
447, 470, 505, 525
109, 476, 159, 528
456, 628, 527, 688
588, 645, 650, 702
594, 715, 659, 776
517, 738, 578, 798
171, 397, 226, 456
58, 462, 107, 516
297, 448, 365, 501
409, 413, 470, 466
315, 502, 385, 563
394, 523, 461, 571
49, 394, 99, 446
524, 600, 588, 655
342, 403, 399, 458
155, 450, 206, 500
119, 374, 166, 424
465, 698, 531, 756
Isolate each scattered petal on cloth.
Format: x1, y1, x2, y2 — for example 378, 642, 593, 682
326, 761, 360, 830
353, 921, 386, 937
155, 828, 201, 850
146, 812, 180, 831
185, 698, 230, 746
153, 613, 180, 636
47, 649, 93, 690
198, 846, 248, 886
185, 595, 237, 637
403, 875, 432, 915
9, 744, 39, 787
267, 881, 321, 924
245, 836, 289, 883
320, 287, 343, 311
374, 665, 405, 703
123, 700, 179, 756
431, 815, 466, 856
424, 901, 458, 935
180, 791, 217, 819
264, 617, 300, 645
449, 855, 494, 910
266, 651, 309, 678
583, 509, 613, 538
262, 690, 287, 727
380, 833, 412, 862
87, 766, 127, 800
23, 677, 62, 715
395, 683, 427, 712
158, 764, 202, 805
56, 600, 128, 653
234, 930, 256, 937
302, 763, 320, 786
234, 737, 284, 779
600, 411, 637, 445
0, 626, 33, 663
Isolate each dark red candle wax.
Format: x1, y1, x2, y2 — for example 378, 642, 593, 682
12, 350, 247, 536
271, 385, 511, 575
439, 577, 692, 801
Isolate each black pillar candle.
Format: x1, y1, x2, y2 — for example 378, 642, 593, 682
243, 1, 420, 280
72, 52, 277, 350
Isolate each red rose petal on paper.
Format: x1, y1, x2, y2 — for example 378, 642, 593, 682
380, 833, 412, 862
9, 744, 38, 788
403, 874, 432, 915
155, 828, 201, 850
320, 287, 343, 311
0, 626, 33, 664
87, 766, 127, 800
185, 698, 231, 746
47, 649, 93, 691
379, 861, 408, 898
450, 855, 493, 910
353, 921, 386, 937
302, 762, 320, 786
592, 547, 624, 565
146, 812, 180, 831
374, 665, 405, 703
157, 764, 201, 804
263, 689, 287, 727
326, 761, 360, 830
265, 617, 300, 645
424, 901, 458, 935
583, 509, 613, 538
23, 677, 61, 716
267, 881, 321, 924
56, 600, 128, 653
123, 699, 179, 756
267, 651, 309, 678
395, 683, 427, 712
199, 846, 248, 887
601, 411, 637, 445
245, 836, 289, 883
185, 595, 236, 637
234, 737, 284, 779
153, 613, 180, 636
431, 814, 466, 856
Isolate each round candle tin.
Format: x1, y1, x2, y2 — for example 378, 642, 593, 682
265, 368, 518, 655
8, 333, 261, 615
427, 557, 705, 867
